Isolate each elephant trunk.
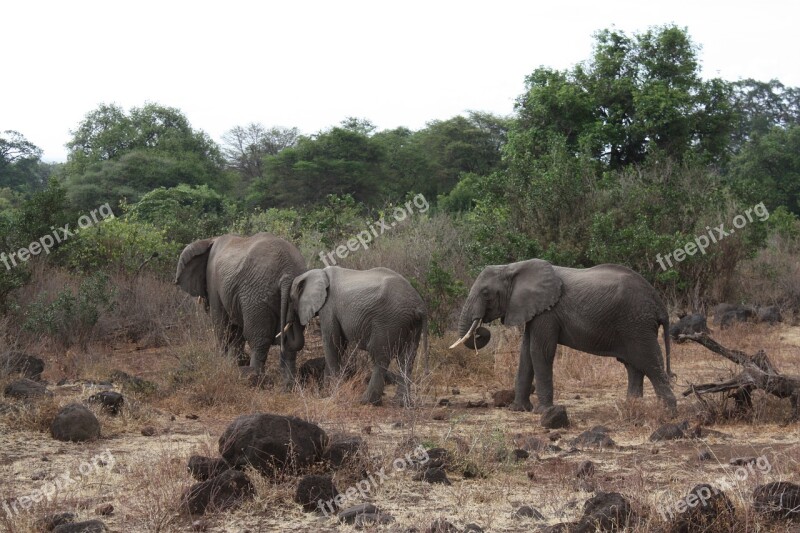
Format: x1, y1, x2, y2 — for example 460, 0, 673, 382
457, 293, 491, 350
280, 275, 305, 353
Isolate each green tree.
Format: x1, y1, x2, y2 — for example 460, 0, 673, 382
221, 123, 299, 189
509, 25, 733, 171
730, 79, 800, 151
0, 130, 52, 193
64, 103, 229, 210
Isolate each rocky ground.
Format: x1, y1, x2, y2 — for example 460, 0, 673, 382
1, 321, 800, 532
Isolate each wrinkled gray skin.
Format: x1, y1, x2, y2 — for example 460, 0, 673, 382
175, 233, 307, 386
457, 259, 675, 412
285, 266, 427, 406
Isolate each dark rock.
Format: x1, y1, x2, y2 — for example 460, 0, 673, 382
541, 406, 570, 429
185, 414, 199, 420
571, 426, 616, 448
339, 503, 380, 524
324, 435, 367, 468
463, 462, 485, 479
51, 403, 100, 442
539, 523, 574, 533
463, 524, 484, 532
425, 519, 459, 533
218, 413, 327, 477
298, 357, 326, 386
574, 491, 633, 532
515, 505, 544, 519
423, 447, 451, 469
698, 450, 713, 462
668, 483, 735, 532
669, 314, 710, 340
649, 421, 689, 441
87, 391, 124, 415
38, 511, 76, 531
752, 481, 800, 519
715, 305, 755, 328
187, 455, 229, 481
52, 520, 108, 533
4, 378, 49, 399
354, 512, 395, 528
141, 426, 157, 436
576, 460, 595, 479
492, 389, 515, 407
729, 456, 758, 466
0, 352, 44, 380
413, 467, 451, 485
181, 469, 254, 515
451, 388, 460, 395
466, 399, 488, 408
512, 449, 530, 461
295, 474, 338, 513
756, 305, 782, 325
438, 398, 451, 407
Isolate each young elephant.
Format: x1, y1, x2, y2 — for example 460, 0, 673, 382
451, 259, 675, 412
284, 266, 427, 406
175, 233, 307, 386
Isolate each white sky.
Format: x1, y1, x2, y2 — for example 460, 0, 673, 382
3, 0, 799, 162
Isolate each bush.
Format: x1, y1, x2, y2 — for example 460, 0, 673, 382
22, 273, 116, 349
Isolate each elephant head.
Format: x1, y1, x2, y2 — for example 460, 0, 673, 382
175, 238, 216, 300
279, 273, 305, 352
281, 269, 330, 350
453, 259, 563, 349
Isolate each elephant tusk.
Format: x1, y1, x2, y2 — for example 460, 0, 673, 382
275, 322, 293, 338
449, 319, 481, 349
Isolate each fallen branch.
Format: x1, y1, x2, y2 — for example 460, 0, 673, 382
679, 333, 799, 420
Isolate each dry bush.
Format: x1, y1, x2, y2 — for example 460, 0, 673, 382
736, 234, 800, 312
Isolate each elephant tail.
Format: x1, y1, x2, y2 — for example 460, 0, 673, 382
660, 314, 672, 378
422, 314, 430, 375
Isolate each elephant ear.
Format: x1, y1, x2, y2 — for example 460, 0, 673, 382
505, 259, 563, 326
294, 269, 330, 326
175, 238, 215, 299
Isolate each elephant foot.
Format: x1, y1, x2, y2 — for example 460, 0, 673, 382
533, 403, 553, 414
360, 392, 383, 406
509, 400, 533, 412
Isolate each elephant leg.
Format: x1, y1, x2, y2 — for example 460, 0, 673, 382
635, 340, 678, 412
624, 362, 645, 398
222, 323, 247, 365
362, 350, 388, 406
248, 339, 270, 373
322, 328, 345, 386
531, 321, 558, 414
393, 337, 418, 407
511, 325, 534, 411
279, 349, 297, 390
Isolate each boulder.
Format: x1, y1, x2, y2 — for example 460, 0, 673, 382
187, 455, 229, 481
181, 469, 254, 515
218, 413, 327, 477
571, 426, 615, 448
50, 403, 100, 442
294, 474, 338, 512
0, 351, 44, 380
52, 520, 108, 533
669, 314, 710, 340
298, 357, 326, 386
756, 305, 782, 325
574, 491, 633, 532
323, 435, 367, 468
4, 378, 49, 400
541, 405, 570, 429
412, 466, 451, 485
492, 389, 515, 407
650, 421, 688, 441
752, 481, 800, 520
668, 484, 735, 532
87, 391, 124, 415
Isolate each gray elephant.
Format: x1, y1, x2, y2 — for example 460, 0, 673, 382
175, 233, 307, 385
283, 266, 427, 406
451, 259, 675, 411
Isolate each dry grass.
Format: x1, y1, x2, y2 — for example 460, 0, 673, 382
2, 275, 800, 531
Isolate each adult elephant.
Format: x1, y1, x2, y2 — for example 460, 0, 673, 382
175, 233, 307, 385
282, 266, 427, 406
451, 259, 675, 412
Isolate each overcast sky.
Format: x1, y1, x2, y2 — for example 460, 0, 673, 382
4, 0, 798, 162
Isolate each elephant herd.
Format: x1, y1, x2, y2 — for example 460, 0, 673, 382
176, 232, 676, 410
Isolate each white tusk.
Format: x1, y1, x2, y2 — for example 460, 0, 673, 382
275, 322, 293, 338
449, 319, 481, 349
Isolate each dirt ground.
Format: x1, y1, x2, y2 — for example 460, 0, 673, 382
2, 321, 800, 532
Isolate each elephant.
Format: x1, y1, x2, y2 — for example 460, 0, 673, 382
175, 233, 307, 385
451, 259, 676, 412
282, 266, 428, 406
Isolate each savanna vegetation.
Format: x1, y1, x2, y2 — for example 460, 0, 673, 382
1, 24, 799, 349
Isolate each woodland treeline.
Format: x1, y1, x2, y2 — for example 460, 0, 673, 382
2, 25, 799, 335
